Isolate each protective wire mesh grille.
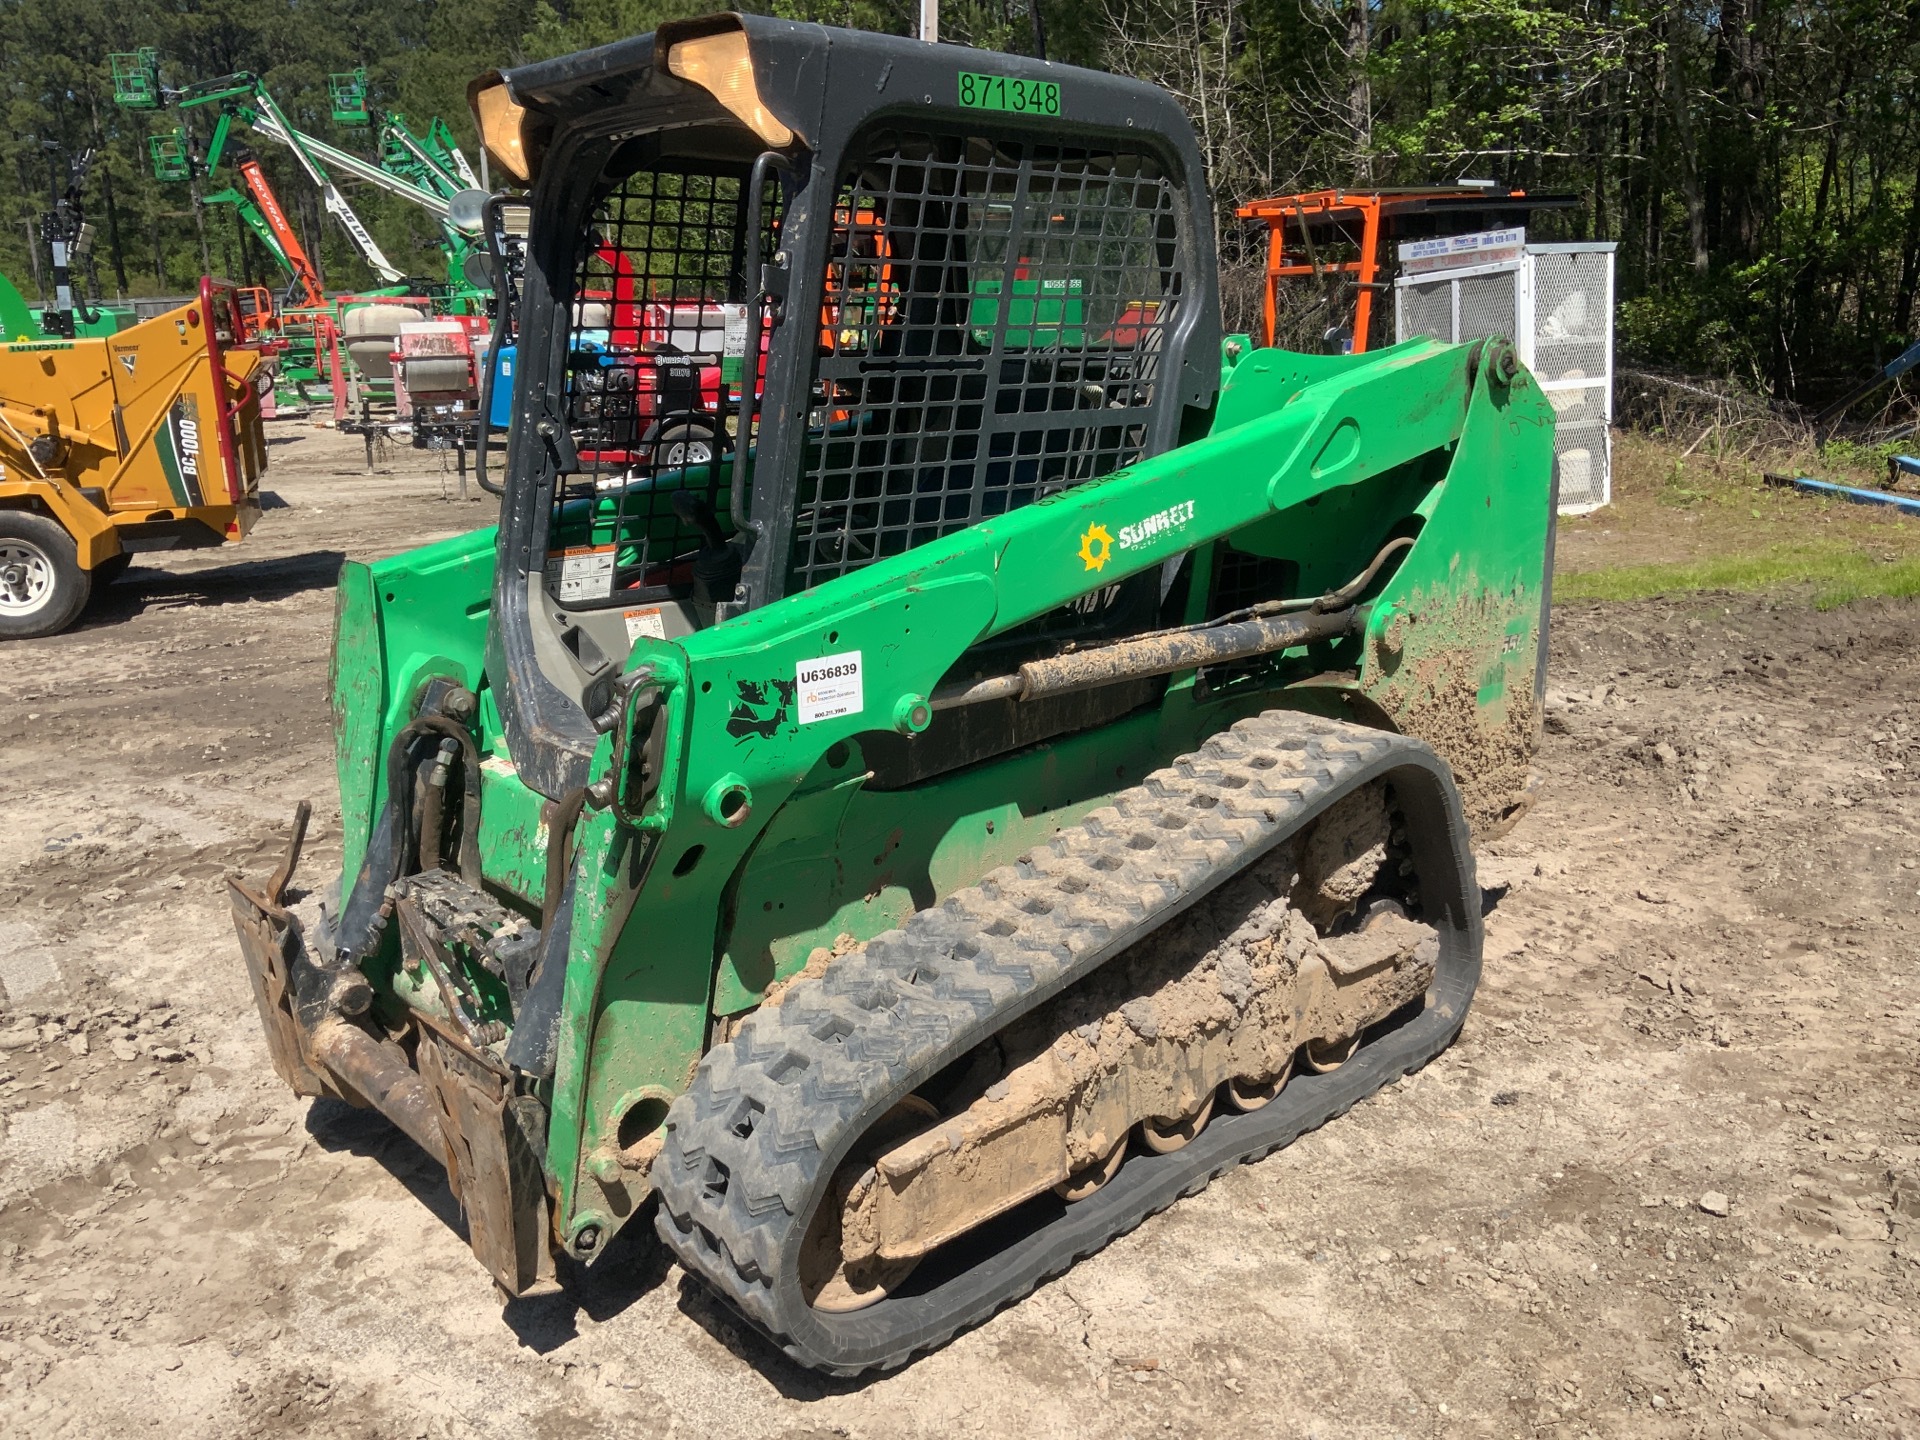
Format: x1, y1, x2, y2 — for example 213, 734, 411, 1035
1396, 248, 1613, 511
543, 165, 777, 608
1533, 336, 1608, 384
787, 128, 1185, 592
1456, 271, 1517, 343
1532, 252, 1609, 384
1533, 252, 1609, 333
1399, 279, 1453, 344
1553, 415, 1609, 510
1546, 387, 1606, 429
1534, 251, 1612, 507
1549, 385, 1609, 509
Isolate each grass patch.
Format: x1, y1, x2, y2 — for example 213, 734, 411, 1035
1557, 541, 1920, 609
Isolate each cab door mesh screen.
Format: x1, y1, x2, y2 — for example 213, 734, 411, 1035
543, 164, 779, 609
787, 130, 1185, 592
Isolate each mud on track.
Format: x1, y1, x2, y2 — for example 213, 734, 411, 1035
0, 422, 1914, 1438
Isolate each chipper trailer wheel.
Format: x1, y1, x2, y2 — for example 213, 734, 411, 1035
654, 711, 1483, 1376
0, 512, 90, 640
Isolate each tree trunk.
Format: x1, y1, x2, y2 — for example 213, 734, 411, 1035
85, 88, 130, 298
188, 176, 214, 279
1663, 22, 1710, 275
1346, 0, 1372, 180
1894, 149, 1920, 335
1788, 124, 1841, 384
24, 218, 46, 302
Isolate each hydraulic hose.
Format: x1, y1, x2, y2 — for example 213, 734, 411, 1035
929, 535, 1412, 712
335, 713, 484, 964
932, 606, 1358, 710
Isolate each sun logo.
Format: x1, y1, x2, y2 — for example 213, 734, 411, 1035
1077, 522, 1114, 572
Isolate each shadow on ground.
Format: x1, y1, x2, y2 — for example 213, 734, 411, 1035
304, 1097, 466, 1235
670, 1270, 872, 1400
305, 1097, 693, 1361
74, 549, 347, 629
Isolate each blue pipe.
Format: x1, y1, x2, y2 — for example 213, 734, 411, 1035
1783, 474, 1920, 515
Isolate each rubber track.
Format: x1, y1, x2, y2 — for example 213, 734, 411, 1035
653, 711, 1483, 1375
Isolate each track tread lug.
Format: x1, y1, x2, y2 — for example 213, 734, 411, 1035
652, 710, 1481, 1375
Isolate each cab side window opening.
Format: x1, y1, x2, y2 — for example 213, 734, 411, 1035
541, 159, 781, 611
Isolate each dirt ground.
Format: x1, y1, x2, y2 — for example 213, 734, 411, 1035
0, 421, 1914, 1439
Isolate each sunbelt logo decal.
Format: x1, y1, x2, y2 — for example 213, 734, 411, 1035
1077, 500, 1196, 572
1077, 523, 1114, 572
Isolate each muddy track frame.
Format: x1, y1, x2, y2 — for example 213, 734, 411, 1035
653, 711, 1483, 1375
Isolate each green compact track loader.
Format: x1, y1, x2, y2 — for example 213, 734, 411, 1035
231, 13, 1556, 1375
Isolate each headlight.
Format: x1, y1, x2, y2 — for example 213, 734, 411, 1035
666, 30, 794, 148
469, 74, 538, 184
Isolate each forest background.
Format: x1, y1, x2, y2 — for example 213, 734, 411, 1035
0, 0, 1912, 405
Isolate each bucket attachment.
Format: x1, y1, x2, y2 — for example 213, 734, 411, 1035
228, 803, 556, 1295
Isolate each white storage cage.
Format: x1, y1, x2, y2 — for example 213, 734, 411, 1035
1394, 236, 1616, 514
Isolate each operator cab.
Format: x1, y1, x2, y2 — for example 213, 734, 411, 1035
475, 14, 1219, 795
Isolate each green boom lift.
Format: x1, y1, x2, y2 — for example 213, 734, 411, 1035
112, 50, 405, 282
203, 185, 296, 281
119, 52, 483, 299
230, 15, 1556, 1376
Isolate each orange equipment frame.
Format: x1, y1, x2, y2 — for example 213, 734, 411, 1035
237, 156, 325, 311
1236, 187, 1578, 353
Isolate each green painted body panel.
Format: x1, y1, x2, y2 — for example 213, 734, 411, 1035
19, 296, 128, 340
968, 274, 1085, 349
329, 528, 496, 884
0, 275, 38, 342
323, 331, 1555, 1251
711, 696, 1205, 1015
206, 186, 293, 276
330, 565, 386, 886
549, 464, 727, 558
476, 759, 548, 909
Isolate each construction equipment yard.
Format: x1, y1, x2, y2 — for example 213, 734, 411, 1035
0, 421, 1910, 1437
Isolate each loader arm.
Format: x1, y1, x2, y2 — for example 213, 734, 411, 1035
543, 332, 1549, 1243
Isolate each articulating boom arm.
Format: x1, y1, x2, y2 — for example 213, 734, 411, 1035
161, 70, 403, 282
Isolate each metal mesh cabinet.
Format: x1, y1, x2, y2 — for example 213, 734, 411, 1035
1395, 239, 1616, 514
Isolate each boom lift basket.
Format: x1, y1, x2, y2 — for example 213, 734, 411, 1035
149, 131, 192, 183
110, 49, 163, 109
328, 70, 371, 126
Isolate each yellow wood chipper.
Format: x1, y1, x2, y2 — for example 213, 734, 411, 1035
0, 277, 269, 638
